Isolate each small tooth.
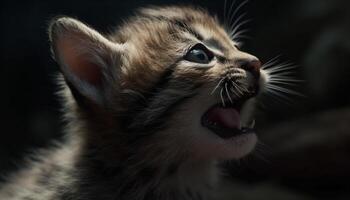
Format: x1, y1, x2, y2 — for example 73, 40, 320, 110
249, 119, 256, 128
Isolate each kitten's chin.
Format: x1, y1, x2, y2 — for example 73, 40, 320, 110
191, 127, 257, 160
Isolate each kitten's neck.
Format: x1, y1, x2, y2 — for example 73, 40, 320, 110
153, 160, 219, 200
63, 100, 221, 200
74, 135, 220, 200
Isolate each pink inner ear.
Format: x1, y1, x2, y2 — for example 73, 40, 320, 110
57, 37, 102, 86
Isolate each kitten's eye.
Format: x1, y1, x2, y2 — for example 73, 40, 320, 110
185, 44, 214, 64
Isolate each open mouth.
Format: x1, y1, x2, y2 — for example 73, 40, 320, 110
201, 97, 255, 139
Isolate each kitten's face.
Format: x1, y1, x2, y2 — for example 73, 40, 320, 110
49, 6, 268, 161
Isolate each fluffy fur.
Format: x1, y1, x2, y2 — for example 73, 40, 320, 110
0, 5, 269, 200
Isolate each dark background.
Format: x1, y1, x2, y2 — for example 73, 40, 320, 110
1, 0, 350, 199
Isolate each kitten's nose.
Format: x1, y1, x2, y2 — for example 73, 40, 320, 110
239, 59, 261, 79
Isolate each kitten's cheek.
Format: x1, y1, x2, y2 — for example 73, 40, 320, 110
190, 133, 257, 160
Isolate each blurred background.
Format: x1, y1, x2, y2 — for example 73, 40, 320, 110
1, 0, 349, 199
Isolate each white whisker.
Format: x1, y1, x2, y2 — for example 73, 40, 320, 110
211, 78, 225, 95
220, 88, 226, 107
261, 55, 282, 69
265, 64, 298, 74
231, 81, 245, 96
229, 13, 247, 34
268, 81, 298, 86
229, 82, 240, 97
268, 78, 304, 83
231, 29, 250, 40
266, 85, 304, 97
266, 71, 297, 77
228, 0, 249, 25
227, 0, 237, 26
234, 80, 249, 92
230, 18, 251, 38
225, 83, 233, 103
259, 55, 305, 107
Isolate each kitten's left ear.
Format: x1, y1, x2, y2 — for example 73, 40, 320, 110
48, 17, 124, 106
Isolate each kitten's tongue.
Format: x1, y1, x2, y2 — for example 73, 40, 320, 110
206, 107, 241, 130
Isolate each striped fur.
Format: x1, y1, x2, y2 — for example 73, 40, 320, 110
0, 6, 268, 200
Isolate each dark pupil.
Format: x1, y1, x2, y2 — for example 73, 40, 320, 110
193, 49, 207, 61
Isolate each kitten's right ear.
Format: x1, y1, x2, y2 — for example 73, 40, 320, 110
48, 17, 124, 106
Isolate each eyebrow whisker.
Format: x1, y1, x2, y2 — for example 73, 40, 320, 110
228, 0, 249, 26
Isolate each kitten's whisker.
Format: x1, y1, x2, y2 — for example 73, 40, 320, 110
268, 80, 299, 86
229, 13, 248, 35
229, 0, 249, 27
266, 85, 304, 97
224, 0, 228, 26
225, 83, 233, 103
266, 70, 297, 76
262, 58, 304, 106
261, 55, 282, 69
231, 29, 250, 40
230, 87, 240, 98
235, 79, 248, 86
233, 80, 249, 93
230, 18, 251, 39
234, 85, 244, 95
265, 63, 294, 70
229, 82, 240, 97
267, 72, 297, 78
230, 11, 247, 27
231, 81, 244, 96
220, 88, 226, 107
268, 78, 304, 83
211, 78, 224, 95
227, 0, 237, 27
265, 64, 297, 73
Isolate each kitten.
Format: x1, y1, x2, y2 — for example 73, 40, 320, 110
0, 5, 269, 200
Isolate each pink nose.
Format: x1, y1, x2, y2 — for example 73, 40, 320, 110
240, 59, 261, 79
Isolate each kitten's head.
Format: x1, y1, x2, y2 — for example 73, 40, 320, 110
49, 6, 268, 162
